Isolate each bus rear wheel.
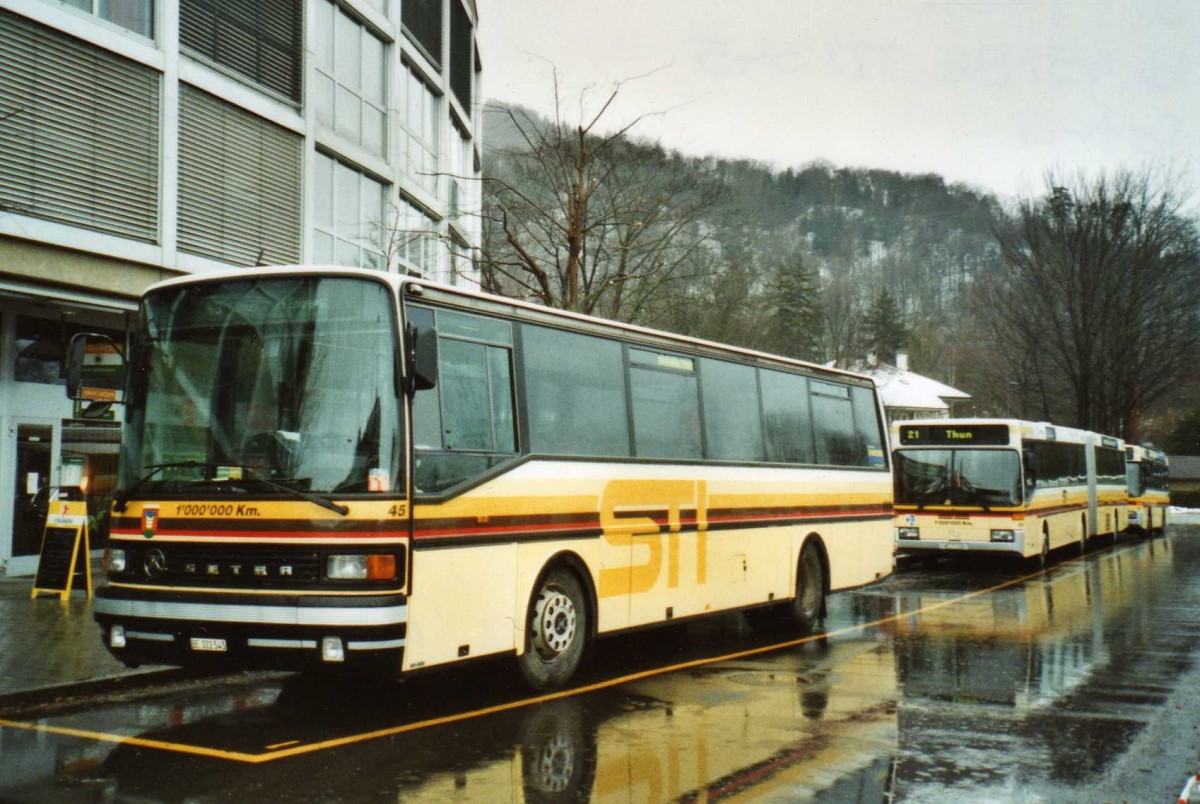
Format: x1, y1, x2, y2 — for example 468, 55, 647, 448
789, 542, 825, 629
517, 567, 588, 691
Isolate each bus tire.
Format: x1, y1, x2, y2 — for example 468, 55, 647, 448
517, 566, 588, 692
1079, 515, 1087, 555
788, 541, 825, 630
1038, 529, 1050, 568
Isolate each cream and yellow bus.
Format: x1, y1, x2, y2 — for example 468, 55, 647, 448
69, 267, 894, 690
1125, 445, 1170, 535
892, 419, 1127, 564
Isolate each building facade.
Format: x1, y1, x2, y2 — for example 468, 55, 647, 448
0, 0, 483, 574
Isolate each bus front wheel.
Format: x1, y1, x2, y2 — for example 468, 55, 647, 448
517, 567, 588, 691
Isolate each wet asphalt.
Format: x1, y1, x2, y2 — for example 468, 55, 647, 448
3, 525, 1200, 802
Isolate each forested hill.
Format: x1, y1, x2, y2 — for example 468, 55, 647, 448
480, 102, 1004, 388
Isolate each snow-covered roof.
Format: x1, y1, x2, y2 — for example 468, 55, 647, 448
850, 361, 971, 411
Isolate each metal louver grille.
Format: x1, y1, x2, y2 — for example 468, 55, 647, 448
0, 10, 159, 242
180, 0, 302, 102
177, 85, 301, 266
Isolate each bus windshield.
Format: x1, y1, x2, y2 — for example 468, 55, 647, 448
895, 449, 1022, 507
119, 276, 403, 497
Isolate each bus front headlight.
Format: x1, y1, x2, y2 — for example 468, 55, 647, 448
990, 529, 1016, 543
326, 554, 397, 580
897, 527, 920, 540
107, 548, 127, 573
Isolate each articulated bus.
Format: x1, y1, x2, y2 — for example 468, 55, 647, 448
1125, 445, 1170, 534
68, 267, 894, 690
891, 419, 1127, 563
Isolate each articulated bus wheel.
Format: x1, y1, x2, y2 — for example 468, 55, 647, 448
518, 567, 588, 692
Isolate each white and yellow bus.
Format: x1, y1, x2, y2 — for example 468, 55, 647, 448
71, 267, 894, 690
1125, 444, 1170, 535
892, 419, 1127, 564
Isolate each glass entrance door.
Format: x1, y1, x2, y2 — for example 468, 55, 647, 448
11, 422, 55, 572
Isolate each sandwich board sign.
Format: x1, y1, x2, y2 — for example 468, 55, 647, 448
31, 491, 92, 601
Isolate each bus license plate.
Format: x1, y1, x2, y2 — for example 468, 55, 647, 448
190, 637, 228, 652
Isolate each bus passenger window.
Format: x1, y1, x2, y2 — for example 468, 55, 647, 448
629, 349, 702, 460
810, 381, 859, 466
522, 325, 630, 458
760, 370, 814, 465
700, 359, 765, 462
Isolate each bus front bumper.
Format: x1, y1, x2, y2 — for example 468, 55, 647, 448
895, 532, 1027, 556
93, 585, 407, 672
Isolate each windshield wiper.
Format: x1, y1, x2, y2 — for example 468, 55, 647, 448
115, 461, 349, 516
235, 475, 349, 517
113, 460, 212, 512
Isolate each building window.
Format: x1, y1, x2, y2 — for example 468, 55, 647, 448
0, 10, 159, 242
313, 0, 386, 157
61, 0, 154, 37
400, 65, 440, 195
14, 316, 125, 385
313, 152, 386, 271
448, 0, 472, 114
447, 126, 474, 220
177, 85, 302, 266
401, 0, 441, 66
180, 0, 303, 102
391, 196, 441, 277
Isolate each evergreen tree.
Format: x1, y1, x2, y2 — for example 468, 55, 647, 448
860, 288, 907, 364
767, 256, 823, 361
1165, 408, 1200, 455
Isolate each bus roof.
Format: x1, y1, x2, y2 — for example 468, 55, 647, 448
142, 265, 879, 385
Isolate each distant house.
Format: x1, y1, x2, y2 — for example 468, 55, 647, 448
1168, 455, 1200, 507
851, 352, 972, 424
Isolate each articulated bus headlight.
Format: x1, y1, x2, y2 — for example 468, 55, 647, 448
990, 529, 1016, 543
327, 554, 396, 580
107, 548, 126, 573
897, 527, 920, 540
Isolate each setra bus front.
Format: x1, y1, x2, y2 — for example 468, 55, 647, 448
891, 420, 1030, 558
71, 269, 419, 672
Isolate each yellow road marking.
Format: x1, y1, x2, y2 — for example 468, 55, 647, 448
0, 551, 1099, 764
265, 740, 301, 750
0, 718, 261, 762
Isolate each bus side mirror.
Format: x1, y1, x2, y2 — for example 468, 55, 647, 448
406, 323, 438, 392
65, 332, 126, 405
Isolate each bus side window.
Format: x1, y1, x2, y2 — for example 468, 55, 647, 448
410, 307, 517, 494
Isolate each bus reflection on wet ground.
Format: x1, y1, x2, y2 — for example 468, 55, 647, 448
3, 529, 1200, 802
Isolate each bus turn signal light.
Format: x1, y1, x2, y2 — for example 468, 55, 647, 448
367, 554, 396, 580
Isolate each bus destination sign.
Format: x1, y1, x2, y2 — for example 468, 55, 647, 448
899, 424, 1011, 447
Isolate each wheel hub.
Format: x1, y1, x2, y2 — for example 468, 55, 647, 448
533, 588, 577, 658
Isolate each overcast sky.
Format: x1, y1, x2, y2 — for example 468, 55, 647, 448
480, 1, 1199, 198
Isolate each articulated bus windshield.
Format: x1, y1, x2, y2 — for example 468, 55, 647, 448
895, 449, 1023, 507
120, 276, 403, 497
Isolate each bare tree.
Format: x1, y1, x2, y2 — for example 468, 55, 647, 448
481, 76, 723, 320
988, 169, 1200, 440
